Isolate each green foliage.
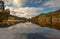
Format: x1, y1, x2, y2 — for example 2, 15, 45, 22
0, 10, 10, 22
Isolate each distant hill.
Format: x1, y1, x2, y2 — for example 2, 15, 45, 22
9, 15, 26, 20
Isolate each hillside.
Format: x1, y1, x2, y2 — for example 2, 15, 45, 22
29, 10, 60, 30
0, 12, 27, 27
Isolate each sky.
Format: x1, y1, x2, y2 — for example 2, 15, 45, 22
2, 0, 60, 18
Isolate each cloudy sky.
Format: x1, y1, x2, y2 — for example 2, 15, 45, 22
2, 0, 60, 18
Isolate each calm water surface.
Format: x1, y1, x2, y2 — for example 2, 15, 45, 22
0, 22, 60, 39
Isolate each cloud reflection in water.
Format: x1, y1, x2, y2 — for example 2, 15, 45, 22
0, 22, 60, 39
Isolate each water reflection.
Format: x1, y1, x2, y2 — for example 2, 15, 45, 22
31, 22, 60, 30
0, 22, 60, 39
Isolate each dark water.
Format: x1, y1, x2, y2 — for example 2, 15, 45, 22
0, 22, 60, 39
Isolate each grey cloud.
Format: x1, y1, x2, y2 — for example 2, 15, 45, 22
43, 0, 60, 9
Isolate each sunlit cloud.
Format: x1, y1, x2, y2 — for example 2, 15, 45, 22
3, 0, 27, 7
13, 0, 27, 7
10, 7, 44, 18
